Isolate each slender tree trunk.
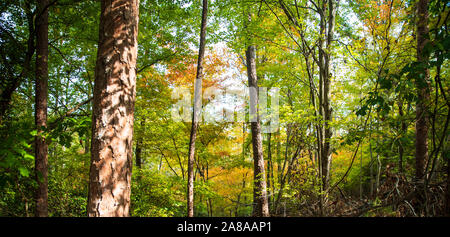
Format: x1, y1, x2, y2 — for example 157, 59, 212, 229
246, 45, 269, 217
398, 100, 406, 173
446, 152, 450, 216
134, 133, 142, 183
135, 136, 142, 173
187, 0, 208, 217
321, 0, 337, 191
34, 0, 49, 217
242, 122, 246, 161
318, 1, 325, 192
87, 0, 139, 217
274, 122, 292, 214
208, 198, 213, 217
359, 142, 363, 200
235, 172, 247, 217
267, 132, 273, 209
135, 121, 144, 169
304, 50, 325, 214
369, 130, 374, 198
135, 139, 142, 168
277, 133, 281, 186
314, 0, 338, 216
375, 136, 381, 196
415, 0, 430, 181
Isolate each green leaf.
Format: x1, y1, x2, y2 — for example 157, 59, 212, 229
18, 167, 30, 177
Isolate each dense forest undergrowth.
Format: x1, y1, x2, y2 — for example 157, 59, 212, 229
0, 0, 449, 217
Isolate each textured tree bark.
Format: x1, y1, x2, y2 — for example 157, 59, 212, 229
320, 0, 337, 191
415, 0, 430, 181
187, 0, 208, 218
318, 2, 325, 193
246, 45, 269, 217
87, 0, 139, 217
34, 0, 49, 217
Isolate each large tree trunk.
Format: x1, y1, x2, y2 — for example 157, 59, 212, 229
34, 0, 49, 217
246, 45, 269, 217
187, 0, 208, 217
87, 0, 139, 217
415, 0, 430, 181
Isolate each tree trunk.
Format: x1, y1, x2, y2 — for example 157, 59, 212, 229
187, 0, 208, 217
267, 132, 273, 209
320, 0, 337, 191
135, 137, 142, 169
415, 0, 430, 181
318, 2, 325, 193
135, 136, 142, 182
416, 0, 430, 180
375, 136, 381, 196
87, 0, 139, 217
34, 0, 49, 217
135, 119, 144, 169
446, 153, 450, 216
242, 122, 246, 161
136, 121, 144, 169
359, 142, 363, 200
369, 129, 374, 198
246, 45, 269, 217
413, 0, 431, 216
277, 132, 281, 185
398, 100, 406, 173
